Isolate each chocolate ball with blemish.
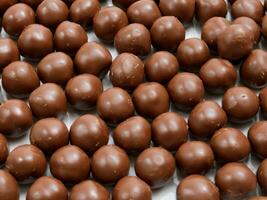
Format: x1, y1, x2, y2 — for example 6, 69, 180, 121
0, 170, 19, 200
0, 134, 8, 166
0, 38, 20, 70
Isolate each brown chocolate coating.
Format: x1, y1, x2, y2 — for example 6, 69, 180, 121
2, 61, 40, 97
112, 0, 138, 8
133, 82, 169, 119
176, 175, 220, 200
188, 101, 227, 138
260, 88, 267, 117
262, 15, 267, 39
0, 170, 19, 200
167, 72, 205, 110
113, 116, 151, 152
18, 24, 54, 59
199, 58, 237, 94
37, 52, 74, 86
257, 159, 267, 194
177, 38, 210, 72
152, 112, 188, 151
215, 162, 257, 199
0, 134, 8, 165
150, 16, 185, 52
70, 114, 109, 153
0, 38, 20, 70
20, 0, 43, 8
91, 145, 130, 184
36, 0, 68, 28
65, 74, 103, 110
159, 0, 195, 23
113, 176, 152, 200
145, 51, 179, 83
30, 118, 69, 153
0, 99, 32, 137
114, 23, 151, 57
0, 0, 17, 15
29, 83, 67, 119
2, 3, 35, 37
6, 144, 46, 182
70, 180, 109, 200
97, 87, 135, 124
210, 128, 251, 162
50, 145, 90, 183
26, 176, 68, 200
54, 21, 88, 55
248, 197, 267, 200
135, 147, 175, 188
75, 42, 112, 77
110, 53, 144, 90
241, 49, 267, 88
222, 86, 259, 122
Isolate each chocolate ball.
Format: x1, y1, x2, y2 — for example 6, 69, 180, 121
26, 176, 68, 200
0, 170, 19, 200
54, 21, 88, 55
97, 87, 135, 124
260, 87, 267, 117
150, 16, 185, 52
0, 0, 17, 15
113, 176, 152, 200
70, 180, 110, 200
70, 114, 109, 153
36, 0, 68, 28
176, 175, 220, 200
91, 145, 130, 184
29, 83, 67, 119
241, 49, 267, 88
215, 162, 257, 199
6, 144, 46, 182
30, 118, 69, 153
109, 53, 144, 90
2, 61, 40, 97
0, 134, 8, 166
159, 0, 195, 23
188, 101, 227, 138
167, 72, 205, 110
145, 51, 179, 83
133, 82, 169, 119
50, 145, 90, 183
75, 42, 112, 77
257, 159, 267, 194
70, 0, 100, 28
210, 128, 251, 162
177, 38, 210, 72
152, 112, 188, 151
262, 15, 267, 39
248, 197, 267, 200
37, 52, 74, 86
93, 6, 128, 42
20, 0, 43, 8
222, 86, 259, 122
218, 24, 254, 61
0, 99, 32, 138
0, 38, 20, 70
114, 23, 151, 57
135, 147, 175, 188
113, 116, 151, 152
65, 74, 103, 110
199, 58, 237, 94
18, 24, 54, 59
2, 3, 35, 37
127, 0, 161, 28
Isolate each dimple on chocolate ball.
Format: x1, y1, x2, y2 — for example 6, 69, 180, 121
29, 83, 67, 119
260, 87, 267, 118
37, 52, 74, 86
65, 74, 103, 110
0, 0, 17, 15
20, 0, 43, 8
0, 134, 8, 166
50, 145, 90, 183
0, 38, 20, 70
26, 176, 68, 200
262, 16, 267, 39
222, 86, 259, 123
93, 6, 128, 42
18, 24, 54, 59
133, 82, 169, 119
257, 159, 267, 194
36, 0, 68, 28
2, 3, 35, 37
150, 16, 185, 52
0, 170, 19, 200
70, 114, 109, 153
91, 145, 130, 184
6, 144, 46, 182
30, 118, 69, 153
114, 23, 151, 57
109, 53, 144, 90
135, 147, 175, 188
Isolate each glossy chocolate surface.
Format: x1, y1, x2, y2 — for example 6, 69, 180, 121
0, 0, 17, 15
0, 134, 8, 165
262, 15, 267, 39
260, 87, 267, 117
0, 38, 20, 70
257, 159, 267, 194
0, 170, 19, 200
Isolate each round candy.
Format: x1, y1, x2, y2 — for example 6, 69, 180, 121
0, 170, 19, 200
257, 159, 267, 194
0, 0, 17, 15
0, 134, 8, 166
0, 38, 20, 70
260, 87, 267, 118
